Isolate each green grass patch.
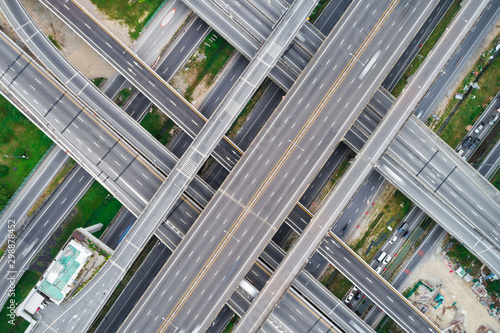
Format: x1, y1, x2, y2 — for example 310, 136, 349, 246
29, 159, 76, 216
88, 238, 156, 333
91, 77, 105, 87
351, 189, 413, 262
0, 270, 42, 333
226, 79, 271, 140
311, 151, 355, 213
321, 266, 353, 300
115, 87, 134, 107
309, 0, 331, 23
437, 53, 500, 147
222, 315, 238, 333
51, 181, 122, 257
90, 0, 165, 40
183, 32, 235, 102
0, 95, 53, 212
491, 167, 500, 190
48, 35, 61, 50
391, 0, 461, 97
376, 315, 405, 333
448, 240, 477, 267
140, 105, 176, 145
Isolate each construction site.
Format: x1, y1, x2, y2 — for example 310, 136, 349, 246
402, 242, 500, 332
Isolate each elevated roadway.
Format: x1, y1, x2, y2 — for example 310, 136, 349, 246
121, 1, 439, 332
42, 0, 245, 172
233, 0, 490, 331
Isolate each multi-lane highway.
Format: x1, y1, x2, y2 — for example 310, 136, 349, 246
121, 1, 439, 332
234, 1, 491, 331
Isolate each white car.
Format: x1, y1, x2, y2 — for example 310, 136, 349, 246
375, 266, 383, 274
389, 235, 398, 244
345, 293, 354, 303
383, 255, 392, 265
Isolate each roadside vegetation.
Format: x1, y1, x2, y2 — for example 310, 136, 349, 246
491, 167, 500, 190
310, 151, 355, 214
174, 32, 234, 103
320, 266, 353, 300
447, 239, 478, 267
309, 0, 331, 23
115, 87, 134, 107
28, 160, 76, 216
140, 105, 176, 145
226, 80, 271, 140
222, 315, 239, 333
0, 270, 42, 333
434, 34, 500, 147
90, 0, 165, 39
391, 0, 461, 97
51, 181, 122, 257
48, 35, 61, 50
91, 77, 106, 87
0, 95, 52, 213
350, 189, 413, 262
376, 315, 404, 333
88, 238, 157, 333
469, 120, 500, 166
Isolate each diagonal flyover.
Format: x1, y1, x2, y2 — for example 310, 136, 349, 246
233, 0, 493, 332
120, 1, 438, 332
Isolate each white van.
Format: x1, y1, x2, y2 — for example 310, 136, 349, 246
377, 252, 387, 262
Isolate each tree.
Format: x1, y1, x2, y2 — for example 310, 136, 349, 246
486, 279, 500, 297
0, 164, 8, 177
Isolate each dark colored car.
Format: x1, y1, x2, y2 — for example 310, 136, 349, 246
469, 138, 481, 149
462, 136, 473, 147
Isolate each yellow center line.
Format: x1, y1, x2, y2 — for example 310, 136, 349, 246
68, 0, 243, 156
328, 232, 440, 331
157, 1, 400, 331
0, 33, 164, 182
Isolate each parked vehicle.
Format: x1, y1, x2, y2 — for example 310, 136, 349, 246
474, 122, 485, 133
383, 255, 392, 265
345, 293, 354, 303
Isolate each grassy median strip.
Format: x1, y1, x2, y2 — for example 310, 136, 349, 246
140, 105, 176, 145
309, 0, 331, 23
28, 159, 76, 217
0, 270, 42, 333
90, 0, 165, 39
115, 87, 134, 107
320, 266, 353, 300
226, 79, 271, 140
351, 189, 413, 262
0, 95, 52, 212
174, 31, 235, 103
391, 0, 461, 98
435, 36, 500, 147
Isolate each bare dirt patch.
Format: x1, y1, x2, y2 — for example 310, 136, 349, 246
20, 0, 118, 79
402, 244, 500, 332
